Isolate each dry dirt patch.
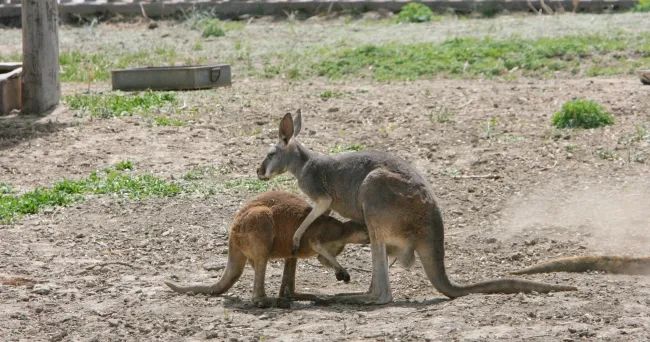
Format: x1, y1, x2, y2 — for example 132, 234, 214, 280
1, 76, 649, 340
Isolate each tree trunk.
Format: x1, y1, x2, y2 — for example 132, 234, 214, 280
21, 0, 60, 115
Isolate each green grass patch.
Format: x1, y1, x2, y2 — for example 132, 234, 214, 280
0, 163, 180, 223
313, 33, 650, 80
329, 143, 365, 154
634, 0, 650, 12
154, 116, 186, 127
319, 90, 344, 100
551, 99, 614, 129
223, 175, 296, 193
189, 16, 244, 38
59, 48, 180, 83
115, 160, 134, 171
397, 3, 435, 23
65, 91, 178, 118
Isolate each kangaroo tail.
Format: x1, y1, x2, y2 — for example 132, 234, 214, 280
165, 240, 247, 295
416, 207, 576, 299
512, 256, 650, 275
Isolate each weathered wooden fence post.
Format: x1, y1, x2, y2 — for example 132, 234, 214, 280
21, 0, 60, 115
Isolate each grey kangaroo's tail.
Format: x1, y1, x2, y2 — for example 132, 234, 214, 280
416, 208, 577, 299
512, 256, 650, 275
165, 240, 247, 295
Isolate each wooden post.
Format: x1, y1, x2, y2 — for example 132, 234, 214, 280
21, 0, 60, 115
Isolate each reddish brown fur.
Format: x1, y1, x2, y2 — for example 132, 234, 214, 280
165, 191, 368, 307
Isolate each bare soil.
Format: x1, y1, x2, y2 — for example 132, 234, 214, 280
2, 17, 650, 342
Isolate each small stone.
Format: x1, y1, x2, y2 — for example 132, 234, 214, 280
50, 330, 67, 342
485, 237, 497, 244
108, 319, 120, 327
32, 284, 52, 295
327, 107, 339, 113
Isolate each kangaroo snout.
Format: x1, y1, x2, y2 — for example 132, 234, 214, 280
257, 166, 269, 180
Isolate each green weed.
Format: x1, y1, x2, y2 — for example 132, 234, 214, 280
634, 0, 650, 12
551, 99, 614, 129
397, 3, 435, 23
0, 163, 179, 223
198, 19, 226, 37
154, 116, 186, 127
329, 143, 365, 154
65, 91, 177, 118
319, 90, 344, 100
115, 160, 134, 171
429, 106, 455, 123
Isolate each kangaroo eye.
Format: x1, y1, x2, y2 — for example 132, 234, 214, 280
267, 152, 276, 158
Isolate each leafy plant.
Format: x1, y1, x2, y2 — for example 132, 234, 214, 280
397, 3, 435, 23
551, 99, 614, 129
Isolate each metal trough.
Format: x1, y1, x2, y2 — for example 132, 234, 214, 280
111, 64, 231, 91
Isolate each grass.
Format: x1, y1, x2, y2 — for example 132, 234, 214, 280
319, 90, 344, 100
3, 47, 204, 83
59, 48, 180, 83
635, 0, 650, 12
551, 99, 614, 129
0, 163, 180, 223
223, 175, 296, 193
189, 15, 245, 38
429, 105, 455, 123
154, 116, 186, 127
65, 91, 178, 118
311, 33, 650, 80
397, 3, 435, 23
329, 143, 365, 154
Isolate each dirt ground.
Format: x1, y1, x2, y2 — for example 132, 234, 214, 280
2, 15, 650, 342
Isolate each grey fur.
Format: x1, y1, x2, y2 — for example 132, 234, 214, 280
257, 111, 576, 304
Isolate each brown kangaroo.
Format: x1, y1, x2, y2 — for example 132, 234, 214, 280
255, 110, 576, 305
513, 256, 650, 275
165, 191, 369, 307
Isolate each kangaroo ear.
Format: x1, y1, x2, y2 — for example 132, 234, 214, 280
279, 112, 294, 145
292, 109, 302, 137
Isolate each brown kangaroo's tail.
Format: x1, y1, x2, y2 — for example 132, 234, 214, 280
165, 240, 247, 295
416, 208, 577, 299
512, 256, 650, 275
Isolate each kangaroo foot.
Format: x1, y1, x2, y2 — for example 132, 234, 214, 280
252, 296, 277, 308
335, 270, 351, 283
315, 292, 393, 305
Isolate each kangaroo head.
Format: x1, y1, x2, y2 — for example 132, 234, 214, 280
257, 109, 302, 180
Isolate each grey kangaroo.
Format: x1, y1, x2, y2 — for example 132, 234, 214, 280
256, 110, 577, 305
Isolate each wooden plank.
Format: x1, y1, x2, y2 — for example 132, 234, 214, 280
21, 0, 60, 115
0, 63, 22, 115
